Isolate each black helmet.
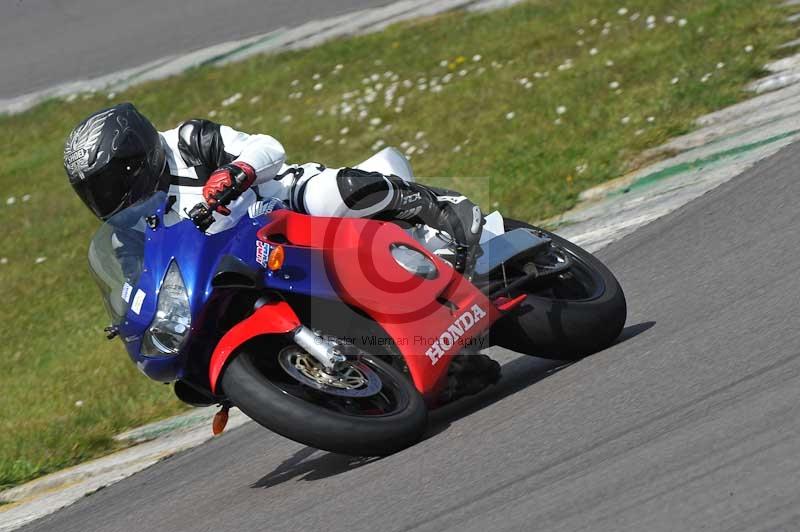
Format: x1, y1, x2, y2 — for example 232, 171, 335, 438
64, 103, 167, 220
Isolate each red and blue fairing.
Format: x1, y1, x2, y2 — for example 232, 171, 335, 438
89, 192, 502, 404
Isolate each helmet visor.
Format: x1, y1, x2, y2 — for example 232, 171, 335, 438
73, 156, 153, 220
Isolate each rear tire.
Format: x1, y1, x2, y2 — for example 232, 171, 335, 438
490, 218, 626, 360
220, 348, 428, 456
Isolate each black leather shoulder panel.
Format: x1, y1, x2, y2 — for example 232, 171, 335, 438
177, 119, 235, 172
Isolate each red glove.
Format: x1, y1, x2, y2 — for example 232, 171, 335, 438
203, 161, 257, 215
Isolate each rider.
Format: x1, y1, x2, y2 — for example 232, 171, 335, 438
67, 102, 499, 400
63, 102, 483, 271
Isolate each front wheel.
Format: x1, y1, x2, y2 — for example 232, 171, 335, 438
489, 218, 627, 360
220, 343, 428, 456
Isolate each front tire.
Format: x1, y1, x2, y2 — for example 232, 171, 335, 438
220, 346, 428, 456
490, 218, 626, 360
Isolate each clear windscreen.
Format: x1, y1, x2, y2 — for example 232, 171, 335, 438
87, 192, 166, 325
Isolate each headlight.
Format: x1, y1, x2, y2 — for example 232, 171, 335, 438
141, 262, 191, 357
390, 244, 438, 279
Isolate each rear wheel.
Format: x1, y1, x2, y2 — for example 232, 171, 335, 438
489, 218, 626, 360
220, 341, 428, 456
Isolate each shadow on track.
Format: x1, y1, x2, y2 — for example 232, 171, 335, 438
249, 322, 654, 489
612, 321, 655, 346
251, 447, 381, 489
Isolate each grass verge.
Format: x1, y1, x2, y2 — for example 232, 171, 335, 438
0, 0, 795, 489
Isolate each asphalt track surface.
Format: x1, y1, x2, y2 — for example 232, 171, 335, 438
18, 141, 800, 531
0, 0, 394, 100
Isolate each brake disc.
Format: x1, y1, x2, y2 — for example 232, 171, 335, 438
277, 346, 383, 398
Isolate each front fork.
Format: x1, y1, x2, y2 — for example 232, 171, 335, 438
291, 325, 347, 371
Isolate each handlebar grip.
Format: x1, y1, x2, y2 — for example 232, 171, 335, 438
214, 186, 240, 206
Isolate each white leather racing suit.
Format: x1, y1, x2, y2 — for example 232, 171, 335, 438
161, 119, 482, 269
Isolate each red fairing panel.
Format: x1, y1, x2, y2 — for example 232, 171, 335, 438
383, 277, 500, 402
259, 211, 502, 402
208, 300, 301, 394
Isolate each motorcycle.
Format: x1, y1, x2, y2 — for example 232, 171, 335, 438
88, 148, 626, 455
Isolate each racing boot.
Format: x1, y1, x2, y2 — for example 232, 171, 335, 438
426, 187, 485, 273
381, 176, 484, 272
335, 168, 484, 272
440, 352, 502, 403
